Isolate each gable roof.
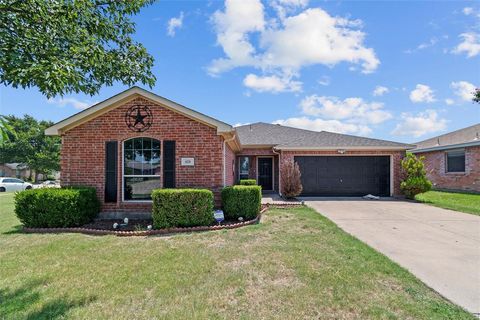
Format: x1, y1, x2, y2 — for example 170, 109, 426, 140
45, 87, 233, 135
235, 122, 414, 150
412, 123, 480, 153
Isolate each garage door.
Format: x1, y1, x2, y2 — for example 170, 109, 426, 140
295, 156, 390, 197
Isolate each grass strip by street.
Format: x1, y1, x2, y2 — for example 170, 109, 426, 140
415, 190, 480, 216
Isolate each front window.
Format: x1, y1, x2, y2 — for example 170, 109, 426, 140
446, 149, 465, 173
124, 137, 161, 200
239, 156, 250, 180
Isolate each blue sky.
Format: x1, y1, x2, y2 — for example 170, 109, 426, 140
1, 0, 479, 143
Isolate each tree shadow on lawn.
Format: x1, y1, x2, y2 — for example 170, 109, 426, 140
2, 224, 23, 235
0, 279, 96, 319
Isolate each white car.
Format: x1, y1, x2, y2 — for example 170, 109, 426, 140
0, 177, 33, 192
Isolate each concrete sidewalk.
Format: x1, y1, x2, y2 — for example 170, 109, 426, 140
304, 199, 480, 315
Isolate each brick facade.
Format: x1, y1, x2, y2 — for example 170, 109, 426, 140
224, 144, 236, 186
280, 150, 405, 196
416, 146, 480, 192
58, 92, 410, 216
61, 97, 228, 213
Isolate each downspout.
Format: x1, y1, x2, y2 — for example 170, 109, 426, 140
223, 134, 236, 187
272, 147, 281, 196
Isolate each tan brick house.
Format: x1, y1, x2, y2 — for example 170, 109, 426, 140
46, 87, 413, 216
412, 124, 480, 193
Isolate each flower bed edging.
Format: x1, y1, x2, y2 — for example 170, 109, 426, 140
22, 206, 273, 237
22, 204, 303, 237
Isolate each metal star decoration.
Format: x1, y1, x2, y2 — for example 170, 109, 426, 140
125, 105, 153, 132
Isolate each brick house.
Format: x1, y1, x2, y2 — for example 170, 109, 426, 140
46, 87, 413, 216
412, 124, 480, 193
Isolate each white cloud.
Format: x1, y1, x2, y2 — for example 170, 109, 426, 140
260, 8, 379, 73
409, 84, 436, 103
392, 110, 447, 137
243, 73, 302, 93
233, 122, 251, 127
404, 37, 438, 54
300, 95, 392, 124
372, 85, 389, 96
167, 12, 184, 37
209, 2, 379, 87
209, 0, 265, 74
271, 0, 309, 21
463, 7, 474, 16
452, 32, 480, 57
47, 97, 97, 110
451, 81, 476, 101
318, 76, 330, 86
445, 98, 455, 105
273, 117, 372, 135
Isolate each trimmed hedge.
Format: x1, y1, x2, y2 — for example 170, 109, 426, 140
238, 179, 257, 186
152, 189, 214, 229
222, 185, 261, 220
15, 186, 100, 228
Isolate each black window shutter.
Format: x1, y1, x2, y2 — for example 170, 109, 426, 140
163, 141, 176, 188
105, 141, 118, 202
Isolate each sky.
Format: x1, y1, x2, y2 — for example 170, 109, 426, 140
1, 0, 479, 144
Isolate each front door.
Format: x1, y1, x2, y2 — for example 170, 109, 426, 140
258, 157, 273, 191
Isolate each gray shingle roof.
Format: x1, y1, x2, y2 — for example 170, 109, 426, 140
413, 123, 480, 151
235, 122, 413, 149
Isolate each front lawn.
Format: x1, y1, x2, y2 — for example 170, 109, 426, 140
415, 190, 480, 216
0, 193, 473, 319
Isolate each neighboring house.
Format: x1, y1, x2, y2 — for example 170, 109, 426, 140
0, 163, 60, 182
412, 124, 480, 193
45, 87, 413, 215
0, 163, 30, 179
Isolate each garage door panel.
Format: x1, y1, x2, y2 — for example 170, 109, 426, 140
295, 156, 390, 197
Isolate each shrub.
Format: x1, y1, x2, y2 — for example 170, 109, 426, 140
400, 153, 432, 199
15, 186, 100, 228
222, 185, 261, 220
280, 159, 303, 199
239, 179, 257, 186
152, 189, 214, 229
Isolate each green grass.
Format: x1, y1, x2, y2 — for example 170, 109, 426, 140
0, 193, 474, 319
415, 190, 480, 216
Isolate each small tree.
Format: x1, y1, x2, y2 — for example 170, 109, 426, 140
400, 153, 432, 199
280, 159, 303, 199
473, 88, 480, 104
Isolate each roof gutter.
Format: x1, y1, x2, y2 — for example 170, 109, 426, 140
411, 140, 480, 153
275, 146, 414, 151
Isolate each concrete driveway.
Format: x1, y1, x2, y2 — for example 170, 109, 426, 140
304, 199, 480, 315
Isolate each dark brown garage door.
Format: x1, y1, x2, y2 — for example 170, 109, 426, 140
295, 156, 390, 197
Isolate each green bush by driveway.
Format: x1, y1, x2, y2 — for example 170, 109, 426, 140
415, 190, 480, 216
152, 188, 214, 228
222, 185, 261, 219
14, 186, 99, 228
0, 193, 473, 319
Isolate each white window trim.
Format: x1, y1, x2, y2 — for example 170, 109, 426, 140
122, 138, 162, 203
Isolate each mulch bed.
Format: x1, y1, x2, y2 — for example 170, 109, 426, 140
22, 203, 303, 237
